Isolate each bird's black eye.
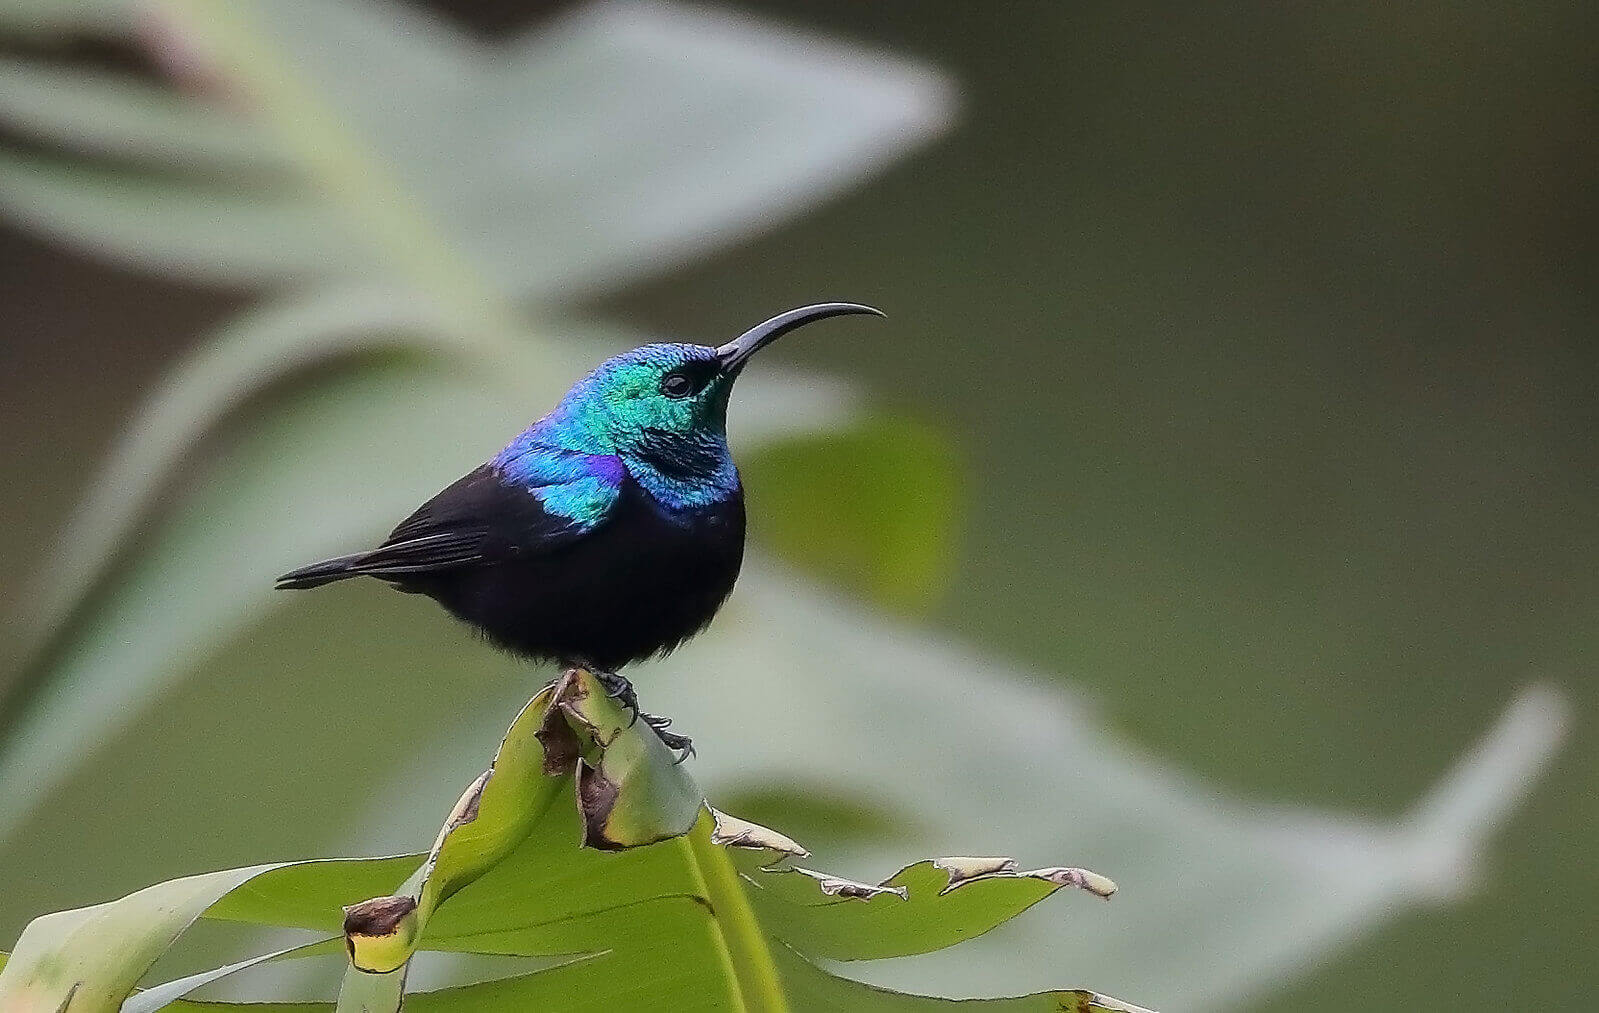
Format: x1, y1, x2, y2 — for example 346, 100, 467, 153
659, 370, 697, 398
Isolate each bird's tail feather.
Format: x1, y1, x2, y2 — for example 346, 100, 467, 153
275, 552, 373, 590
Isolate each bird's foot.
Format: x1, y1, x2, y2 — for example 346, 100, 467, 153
592, 668, 640, 725
641, 712, 695, 765
586, 668, 693, 763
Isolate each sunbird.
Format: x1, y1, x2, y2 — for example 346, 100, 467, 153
276, 303, 882, 755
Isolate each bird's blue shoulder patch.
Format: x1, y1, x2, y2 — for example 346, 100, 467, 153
491, 438, 623, 529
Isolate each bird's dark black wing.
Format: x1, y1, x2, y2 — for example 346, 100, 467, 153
277, 463, 616, 589
372, 463, 604, 572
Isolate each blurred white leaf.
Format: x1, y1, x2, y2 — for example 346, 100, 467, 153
0, 0, 953, 302
0, 55, 287, 170
26, 285, 503, 642
0, 150, 360, 282
453, 0, 957, 300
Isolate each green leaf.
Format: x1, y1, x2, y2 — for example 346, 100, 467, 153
371, 799, 1140, 1008
334, 774, 1135, 1007
339, 669, 702, 975
744, 857, 1115, 962
334, 963, 404, 1013
165, 999, 330, 1010
743, 417, 962, 612
0, 862, 324, 1009
197, 854, 418, 935
768, 945, 1152, 1012
2, 675, 1145, 1010
408, 688, 565, 927
123, 940, 340, 1013
0, 667, 707, 1007
561, 697, 704, 852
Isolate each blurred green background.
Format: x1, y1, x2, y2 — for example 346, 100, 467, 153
0, 1, 1593, 1009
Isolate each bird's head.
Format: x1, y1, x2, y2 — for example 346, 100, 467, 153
555, 303, 884, 472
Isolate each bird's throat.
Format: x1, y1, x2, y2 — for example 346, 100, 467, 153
623, 434, 740, 512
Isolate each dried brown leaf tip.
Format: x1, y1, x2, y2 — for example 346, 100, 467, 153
932, 856, 1018, 894
427, 770, 490, 855
537, 668, 703, 851
342, 895, 418, 974
534, 674, 583, 776
1063, 992, 1158, 1013
790, 866, 908, 901
575, 758, 624, 851
1027, 866, 1118, 899
707, 807, 810, 860
927, 856, 1117, 899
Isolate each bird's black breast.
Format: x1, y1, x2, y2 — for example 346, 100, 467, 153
394, 477, 746, 671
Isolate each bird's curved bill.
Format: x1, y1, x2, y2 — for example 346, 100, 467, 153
715, 302, 884, 373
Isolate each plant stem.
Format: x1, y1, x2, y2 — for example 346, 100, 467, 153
680, 811, 791, 1013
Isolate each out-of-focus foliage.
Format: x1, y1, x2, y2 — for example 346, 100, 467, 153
0, 1, 1573, 1010
0, 0, 955, 302
745, 418, 960, 612
0, 669, 1149, 1011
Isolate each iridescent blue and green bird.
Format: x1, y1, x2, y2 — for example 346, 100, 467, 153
276, 303, 882, 756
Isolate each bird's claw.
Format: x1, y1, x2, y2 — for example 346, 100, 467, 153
589, 670, 692, 763
641, 713, 695, 764
593, 669, 640, 721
